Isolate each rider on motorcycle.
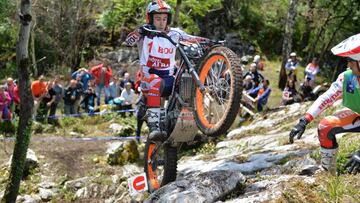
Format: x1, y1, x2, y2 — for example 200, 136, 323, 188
289, 33, 360, 174
125, 0, 207, 141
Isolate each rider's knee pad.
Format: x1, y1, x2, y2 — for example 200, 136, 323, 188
318, 118, 339, 149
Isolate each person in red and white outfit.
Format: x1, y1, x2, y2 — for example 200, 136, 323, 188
125, 0, 207, 141
289, 33, 360, 175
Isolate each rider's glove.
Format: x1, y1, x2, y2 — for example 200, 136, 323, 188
289, 117, 309, 144
345, 150, 360, 174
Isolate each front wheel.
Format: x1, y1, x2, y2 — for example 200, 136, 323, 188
194, 47, 242, 137
144, 139, 178, 192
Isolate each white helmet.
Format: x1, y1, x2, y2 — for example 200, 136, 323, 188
146, 0, 172, 25
331, 33, 360, 61
290, 52, 297, 57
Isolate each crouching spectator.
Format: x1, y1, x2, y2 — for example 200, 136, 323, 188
31, 75, 47, 118
81, 81, 97, 115
281, 79, 298, 106
43, 77, 63, 125
247, 79, 271, 112
119, 82, 135, 117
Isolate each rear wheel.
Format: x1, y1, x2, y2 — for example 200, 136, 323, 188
195, 47, 242, 137
144, 139, 178, 192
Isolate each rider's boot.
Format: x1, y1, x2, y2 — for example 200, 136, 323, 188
320, 147, 338, 175
147, 108, 167, 141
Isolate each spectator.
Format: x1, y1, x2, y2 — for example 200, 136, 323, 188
63, 80, 79, 115
90, 59, 112, 106
47, 76, 63, 125
304, 57, 320, 87
71, 68, 93, 91
120, 82, 135, 117
247, 79, 271, 112
281, 79, 298, 106
81, 80, 97, 115
0, 85, 11, 121
119, 72, 135, 92
5, 78, 16, 112
285, 52, 299, 82
108, 75, 120, 102
243, 75, 255, 91
244, 63, 264, 88
74, 74, 84, 113
253, 55, 265, 71
31, 75, 47, 118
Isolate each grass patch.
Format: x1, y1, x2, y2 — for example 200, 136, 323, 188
198, 141, 217, 155
337, 134, 360, 174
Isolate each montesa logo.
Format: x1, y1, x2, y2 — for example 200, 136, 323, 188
158, 46, 174, 54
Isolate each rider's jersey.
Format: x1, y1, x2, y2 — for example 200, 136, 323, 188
141, 28, 206, 74
305, 70, 360, 121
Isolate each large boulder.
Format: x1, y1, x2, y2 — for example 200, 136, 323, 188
147, 170, 246, 203
106, 140, 139, 165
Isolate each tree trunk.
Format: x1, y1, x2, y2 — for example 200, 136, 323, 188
300, 0, 314, 52
173, 0, 182, 27
2, 0, 34, 202
279, 0, 298, 89
30, 30, 37, 77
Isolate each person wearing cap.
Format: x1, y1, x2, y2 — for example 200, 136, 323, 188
289, 33, 360, 175
285, 52, 299, 82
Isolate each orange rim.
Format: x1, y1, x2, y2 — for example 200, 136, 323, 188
196, 54, 227, 128
147, 143, 160, 190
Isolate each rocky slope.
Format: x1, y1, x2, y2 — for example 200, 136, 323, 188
1, 101, 359, 202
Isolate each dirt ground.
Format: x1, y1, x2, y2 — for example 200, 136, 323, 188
0, 137, 118, 179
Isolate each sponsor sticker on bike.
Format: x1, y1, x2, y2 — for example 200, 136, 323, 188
128, 173, 148, 196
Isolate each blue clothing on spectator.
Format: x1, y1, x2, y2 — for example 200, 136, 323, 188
72, 71, 93, 90
108, 81, 118, 99
247, 86, 271, 112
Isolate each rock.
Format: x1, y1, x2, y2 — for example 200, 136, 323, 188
38, 181, 56, 189
69, 132, 82, 137
106, 141, 139, 165
64, 177, 92, 191
8, 149, 39, 178
147, 170, 246, 203
20, 195, 42, 203
223, 175, 316, 203
39, 188, 56, 201
109, 123, 135, 137
298, 165, 321, 176
109, 123, 124, 134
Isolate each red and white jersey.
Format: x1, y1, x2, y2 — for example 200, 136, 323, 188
140, 28, 205, 74
305, 72, 345, 121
